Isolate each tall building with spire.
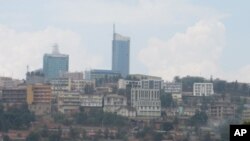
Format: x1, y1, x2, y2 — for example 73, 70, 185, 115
112, 25, 130, 78
43, 44, 69, 80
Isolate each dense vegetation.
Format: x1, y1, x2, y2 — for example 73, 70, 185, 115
0, 104, 35, 132
53, 108, 129, 127
174, 75, 250, 96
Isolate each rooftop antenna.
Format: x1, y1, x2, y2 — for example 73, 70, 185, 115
113, 23, 116, 40
52, 43, 60, 54
27, 65, 29, 73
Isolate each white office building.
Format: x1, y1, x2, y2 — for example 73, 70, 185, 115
164, 82, 182, 93
193, 83, 214, 96
131, 88, 161, 117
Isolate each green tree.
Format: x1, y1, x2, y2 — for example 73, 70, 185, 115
181, 76, 205, 92
160, 94, 174, 108
189, 111, 208, 126
213, 79, 227, 93
174, 76, 181, 83
69, 127, 79, 139
3, 135, 10, 141
26, 132, 40, 141
0, 104, 35, 132
153, 132, 163, 141
41, 125, 49, 137
48, 133, 61, 141
161, 122, 173, 131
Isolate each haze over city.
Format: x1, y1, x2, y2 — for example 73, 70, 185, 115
0, 0, 250, 82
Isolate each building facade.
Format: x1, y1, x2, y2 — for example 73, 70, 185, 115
27, 84, 52, 115
140, 79, 163, 89
1, 86, 27, 107
85, 69, 121, 80
128, 74, 162, 80
51, 78, 95, 93
103, 94, 127, 113
112, 31, 130, 78
43, 44, 69, 80
60, 71, 83, 80
242, 104, 250, 121
51, 78, 71, 92
0, 77, 22, 88
208, 101, 235, 120
118, 79, 141, 89
57, 92, 80, 114
164, 82, 182, 93
131, 88, 161, 117
80, 94, 103, 108
26, 69, 45, 84
193, 83, 214, 96
116, 106, 136, 117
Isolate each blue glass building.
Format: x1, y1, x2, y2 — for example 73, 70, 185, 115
43, 45, 69, 80
112, 31, 130, 78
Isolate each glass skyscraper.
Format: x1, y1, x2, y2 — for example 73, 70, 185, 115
112, 29, 130, 78
43, 44, 69, 80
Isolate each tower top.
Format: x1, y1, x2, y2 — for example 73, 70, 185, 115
52, 43, 60, 54
113, 24, 115, 34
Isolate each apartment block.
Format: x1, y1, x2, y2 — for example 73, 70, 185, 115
51, 78, 95, 93
164, 82, 182, 93
27, 84, 52, 115
193, 83, 214, 96
140, 79, 163, 89
131, 88, 161, 117
1, 86, 27, 107
208, 100, 235, 120
57, 92, 80, 114
80, 94, 103, 108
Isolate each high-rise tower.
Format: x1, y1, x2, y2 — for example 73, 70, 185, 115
43, 44, 69, 80
112, 25, 130, 78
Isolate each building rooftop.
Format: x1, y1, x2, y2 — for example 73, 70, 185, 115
90, 69, 120, 74
114, 33, 130, 41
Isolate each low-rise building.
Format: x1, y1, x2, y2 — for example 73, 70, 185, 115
0, 77, 22, 88
118, 79, 141, 89
103, 94, 127, 113
208, 100, 235, 120
1, 86, 27, 107
51, 78, 95, 93
131, 88, 161, 117
71, 79, 95, 92
96, 87, 112, 94
164, 82, 182, 93
116, 106, 136, 117
60, 71, 84, 80
80, 94, 103, 108
140, 79, 163, 89
172, 93, 182, 104
242, 104, 250, 121
26, 69, 45, 84
85, 69, 121, 86
128, 74, 162, 80
57, 92, 80, 114
51, 78, 71, 92
193, 83, 214, 96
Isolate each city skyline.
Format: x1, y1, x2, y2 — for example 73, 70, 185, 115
0, 0, 250, 82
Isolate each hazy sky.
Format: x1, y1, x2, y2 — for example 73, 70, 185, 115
0, 0, 250, 82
